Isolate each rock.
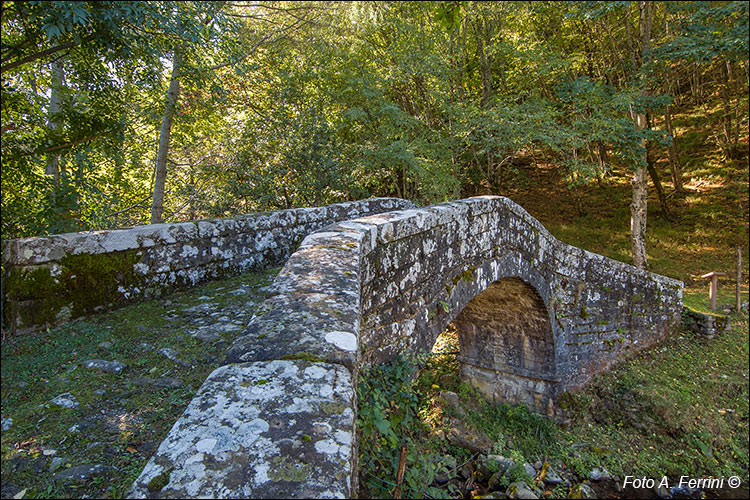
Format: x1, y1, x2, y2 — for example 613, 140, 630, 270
2, 417, 12, 431
476, 493, 509, 499
534, 460, 542, 470
16, 380, 28, 388
654, 483, 671, 499
51, 392, 79, 409
541, 464, 564, 485
669, 485, 699, 497
588, 467, 610, 481
42, 448, 57, 456
193, 329, 220, 342
158, 347, 191, 367
476, 454, 506, 481
7, 455, 47, 474
506, 481, 539, 499
53, 463, 113, 482
130, 376, 184, 389
93, 389, 107, 396
523, 463, 536, 478
0, 481, 22, 499
48, 457, 65, 473
83, 359, 126, 374
212, 340, 229, 351
446, 418, 492, 453
568, 483, 597, 499
71, 415, 101, 433
138, 343, 154, 352
487, 458, 518, 490
98, 341, 112, 349
439, 390, 465, 416
742, 301, 748, 312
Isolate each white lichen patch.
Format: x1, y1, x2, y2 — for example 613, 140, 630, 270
128, 360, 356, 498
324, 331, 357, 352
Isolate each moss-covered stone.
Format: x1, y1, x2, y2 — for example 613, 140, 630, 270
281, 352, 324, 362
147, 469, 172, 491
58, 249, 143, 317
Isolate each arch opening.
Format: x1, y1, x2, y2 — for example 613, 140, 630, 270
452, 277, 557, 414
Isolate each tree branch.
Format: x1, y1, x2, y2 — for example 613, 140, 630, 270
1, 37, 93, 74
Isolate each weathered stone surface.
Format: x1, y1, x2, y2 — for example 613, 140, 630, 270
681, 306, 730, 338
50, 392, 79, 409
53, 463, 113, 482
157, 348, 191, 367
355, 196, 683, 412
129, 360, 356, 499
588, 467, 610, 481
83, 359, 127, 374
2, 198, 415, 335
568, 483, 597, 499
507, 481, 539, 499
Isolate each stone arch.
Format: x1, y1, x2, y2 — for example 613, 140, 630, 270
452, 277, 558, 414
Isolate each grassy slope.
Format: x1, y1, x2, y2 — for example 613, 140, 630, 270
503, 98, 749, 307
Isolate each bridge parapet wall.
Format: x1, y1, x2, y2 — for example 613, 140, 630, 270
354, 196, 683, 396
131, 195, 683, 498
1, 198, 413, 334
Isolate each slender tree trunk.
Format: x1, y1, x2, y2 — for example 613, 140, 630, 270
150, 48, 183, 224
644, 113, 670, 219
729, 61, 740, 151
631, 160, 649, 268
646, 147, 670, 219
664, 105, 684, 192
631, 1, 651, 269
45, 59, 65, 185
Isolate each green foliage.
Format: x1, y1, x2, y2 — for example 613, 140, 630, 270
357, 355, 445, 499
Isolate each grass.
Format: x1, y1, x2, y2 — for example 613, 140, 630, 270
1, 268, 278, 499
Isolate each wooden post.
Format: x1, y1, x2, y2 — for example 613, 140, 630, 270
393, 443, 408, 498
737, 246, 742, 314
701, 272, 727, 311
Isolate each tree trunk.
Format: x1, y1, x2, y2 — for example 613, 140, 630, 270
631, 1, 651, 269
664, 105, 683, 192
45, 59, 65, 185
646, 147, 670, 220
631, 162, 649, 268
150, 48, 183, 224
645, 113, 670, 219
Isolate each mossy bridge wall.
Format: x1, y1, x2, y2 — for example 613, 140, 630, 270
1, 198, 413, 334
121, 195, 680, 498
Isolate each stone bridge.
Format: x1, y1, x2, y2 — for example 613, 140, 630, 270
1, 196, 684, 498
128, 196, 681, 498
